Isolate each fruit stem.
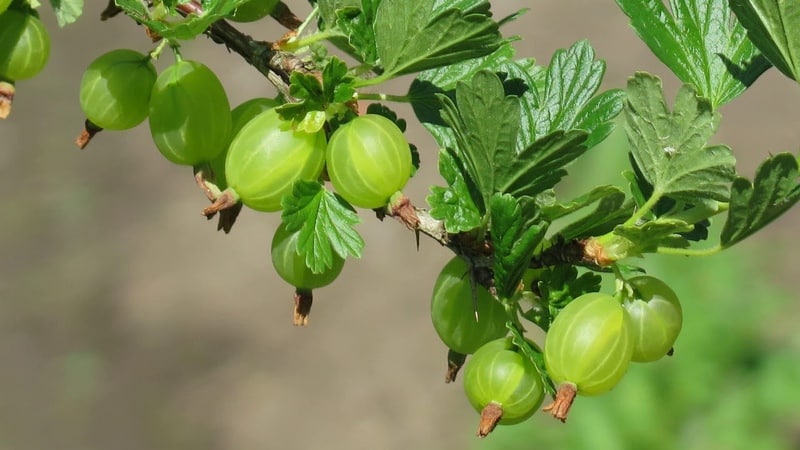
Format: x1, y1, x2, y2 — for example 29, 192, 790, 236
279, 29, 341, 52
149, 38, 169, 61
202, 188, 241, 217
622, 189, 663, 228
656, 244, 722, 257
0, 81, 14, 119
386, 191, 419, 230
75, 119, 103, 149
477, 402, 504, 437
445, 349, 467, 383
293, 288, 313, 326
542, 382, 577, 422
356, 92, 413, 103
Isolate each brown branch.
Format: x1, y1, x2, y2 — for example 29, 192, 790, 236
168, 1, 313, 100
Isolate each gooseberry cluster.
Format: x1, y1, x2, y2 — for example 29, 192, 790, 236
73, 21, 414, 325
431, 261, 683, 434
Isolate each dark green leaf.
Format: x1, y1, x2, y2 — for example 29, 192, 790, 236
625, 73, 736, 203
437, 71, 520, 210
507, 324, 555, 395
534, 41, 615, 137
281, 181, 364, 273
613, 218, 694, 254
721, 153, 800, 247
490, 194, 547, 300
535, 265, 602, 312
616, 0, 770, 107
373, 0, 504, 78
427, 149, 483, 233
540, 185, 625, 220
729, 0, 800, 81
498, 130, 589, 198
317, 0, 361, 30
334, 0, 380, 65
408, 43, 536, 152
542, 186, 633, 241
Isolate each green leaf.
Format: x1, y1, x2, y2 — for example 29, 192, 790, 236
507, 324, 556, 396
317, 0, 361, 30
427, 148, 483, 233
729, 0, 800, 81
615, 0, 770, 107
614, 218, 694, 253
721, 153, 800, 247
334, 0, 379, 65
49, 0, 83, 26
281, 181, 364, 273
409, 44, 526, 151
437, 70, 520, 211
373, 0, 505, 78
114, 0, 251, 40
542, 186, 633, 241
531, 40, 623, 143
625, 72, 736, 203
490, 194, 547, 300
497, 129, 589, 199
534, 265, 602, 312
277, 57, 356, 130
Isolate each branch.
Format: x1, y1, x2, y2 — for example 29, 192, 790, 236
164, 1, 315, 100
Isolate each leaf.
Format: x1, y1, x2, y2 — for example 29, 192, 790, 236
535, 265, 602, 311
613, 218, 694, 254
280, 181, 365, 273
532, 40, 623, 143
729, 0, 800, 81
427, 148, 483, 233
507, 324, 556, 396
373, 0, 505, 78
625, 72, 736, 203
497, 129, 589, 199
409, 44, 528, 151
317, 0, 361, 30
277, 57, 356, 129
541, 186, 633, 241
490, 194, 547, 300
334, 0, 380, 65
540, 185, 625, 220
437, 70, 520, 212
114, 0, 251, 40
49, 0, 83, 26
721, 153, 800, 247
615, 0, 770, 107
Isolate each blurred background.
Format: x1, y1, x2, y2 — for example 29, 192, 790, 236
2, 1, 800, 449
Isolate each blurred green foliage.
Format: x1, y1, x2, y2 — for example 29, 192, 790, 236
470, 124, 800, 450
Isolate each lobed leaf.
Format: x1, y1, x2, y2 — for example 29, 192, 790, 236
281, 181, 364, 273
616, 0, 770, 108
624, 73, 736, 204
373, 0, 505, 78
427, 148, 483, 233
721, 153, 800, 247
490, 194, 547, 301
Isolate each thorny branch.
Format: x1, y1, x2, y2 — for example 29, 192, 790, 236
104, 0, 594, 273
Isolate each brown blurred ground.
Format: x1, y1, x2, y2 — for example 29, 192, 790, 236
1, 1, 800, 449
